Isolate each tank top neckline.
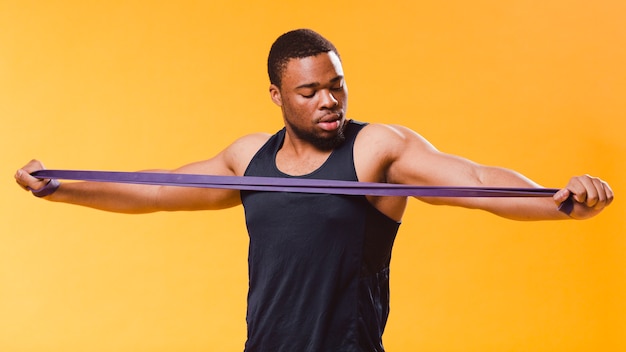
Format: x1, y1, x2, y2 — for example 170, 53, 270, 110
270, 120, 358, 179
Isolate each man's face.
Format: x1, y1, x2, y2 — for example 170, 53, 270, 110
270, 51, 348, 150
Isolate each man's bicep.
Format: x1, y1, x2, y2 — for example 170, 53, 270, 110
386, 126, 483, 187
153, 155, 241, 211
155, 134, 269, 211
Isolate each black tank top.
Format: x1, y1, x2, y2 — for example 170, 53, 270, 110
241, 120, 401, 351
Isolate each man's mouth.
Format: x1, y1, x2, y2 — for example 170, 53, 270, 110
317, 112, 343, 131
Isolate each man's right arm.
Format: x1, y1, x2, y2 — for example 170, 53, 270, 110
14, 133, 270, 214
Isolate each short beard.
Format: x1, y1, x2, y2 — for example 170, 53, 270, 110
288, 120, 347, 151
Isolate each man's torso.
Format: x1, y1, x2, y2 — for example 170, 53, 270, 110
240, 121, 401, 351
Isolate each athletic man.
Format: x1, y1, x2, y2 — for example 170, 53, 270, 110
15, 29, 613, 351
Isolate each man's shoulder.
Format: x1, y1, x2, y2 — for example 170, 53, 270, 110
234, 132, 273, 147
227, 132, 273, 157
354, 122, 433, 160
356, 122, 420, 144
223, 132, 273, 175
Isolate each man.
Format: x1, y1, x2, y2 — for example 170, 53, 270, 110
15, 29, 613, 351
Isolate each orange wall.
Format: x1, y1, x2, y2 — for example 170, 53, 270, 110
1, 1, 624, 351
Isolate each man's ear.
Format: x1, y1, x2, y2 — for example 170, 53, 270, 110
269, 84, 282, 107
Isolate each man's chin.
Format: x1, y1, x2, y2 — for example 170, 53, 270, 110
311, 125, 346, 151
287, 119, 347, 150
313, 133, 345, 151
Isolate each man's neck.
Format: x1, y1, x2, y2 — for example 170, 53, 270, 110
275, 132, 335, 176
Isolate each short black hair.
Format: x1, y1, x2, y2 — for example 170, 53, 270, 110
267, 29, 340, 87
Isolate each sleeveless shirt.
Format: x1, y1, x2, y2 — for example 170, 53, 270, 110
241, 120, 401, 351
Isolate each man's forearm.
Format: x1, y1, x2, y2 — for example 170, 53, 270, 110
474, 166, 570, 220
47, 181, 161, 214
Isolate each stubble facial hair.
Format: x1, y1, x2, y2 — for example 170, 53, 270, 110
287, 119, 347, 151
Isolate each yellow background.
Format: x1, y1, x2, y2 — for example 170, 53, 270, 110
1, 1, 624, 351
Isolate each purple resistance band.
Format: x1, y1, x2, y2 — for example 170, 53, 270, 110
31, 169, 574, 215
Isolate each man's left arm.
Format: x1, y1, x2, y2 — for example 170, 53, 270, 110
379, 124, 613, 220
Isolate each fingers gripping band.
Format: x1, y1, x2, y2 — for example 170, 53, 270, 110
31, 170, 574, 215
30, 179, 61, 198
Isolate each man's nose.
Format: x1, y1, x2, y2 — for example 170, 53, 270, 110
319, 89, 338, 108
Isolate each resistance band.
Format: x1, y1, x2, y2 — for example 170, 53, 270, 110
32, 170, 574, 214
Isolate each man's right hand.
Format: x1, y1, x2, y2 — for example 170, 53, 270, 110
15, 159, 50, 193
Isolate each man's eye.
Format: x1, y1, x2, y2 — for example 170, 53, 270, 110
331, 86, 343, 92
301, 93, 315, 98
